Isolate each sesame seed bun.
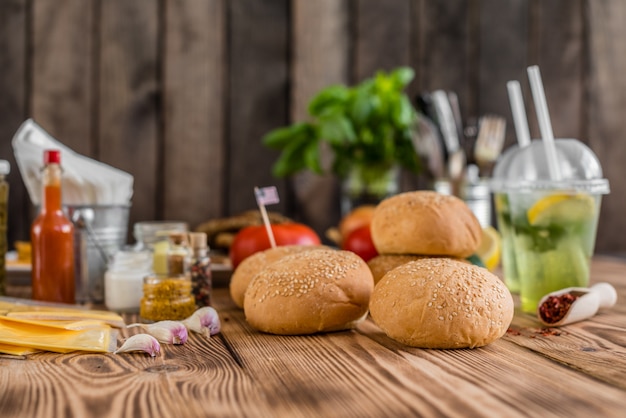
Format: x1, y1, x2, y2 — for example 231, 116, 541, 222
367, 254, 470, 284
244, 249, 374, 335
370, 191, 482, 258
367, 254, 429, 284
369, 257, 513, 349
230, 244, 326, 308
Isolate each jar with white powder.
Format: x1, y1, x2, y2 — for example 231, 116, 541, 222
104, 249, 153, 313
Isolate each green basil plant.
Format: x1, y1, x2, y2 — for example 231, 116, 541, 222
263, 67, 422, 185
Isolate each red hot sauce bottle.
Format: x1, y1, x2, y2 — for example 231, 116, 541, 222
31, 149, 75, 303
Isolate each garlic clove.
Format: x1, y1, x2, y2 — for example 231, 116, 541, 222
127, 321, 188, 344
114, 334, 161, 357
182, 307, 221, 337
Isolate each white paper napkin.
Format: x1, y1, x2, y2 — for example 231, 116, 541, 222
11, 119, 133, 206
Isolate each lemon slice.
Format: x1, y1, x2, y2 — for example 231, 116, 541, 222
527, 193, 595, 226
476, 226, 501, 272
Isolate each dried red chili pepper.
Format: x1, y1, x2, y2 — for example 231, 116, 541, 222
538, 292, 579, 324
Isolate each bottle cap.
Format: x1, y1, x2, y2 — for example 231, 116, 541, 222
168, 232, 188, 246
44, 149, 61, 165
189, 232, 208, 249
0, 160, 10, 175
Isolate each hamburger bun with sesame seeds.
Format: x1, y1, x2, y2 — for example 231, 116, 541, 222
370, 191, 482, 258
367, 254, 470, 285
230, 244, 328, 309
243, 248, 374, 335
369, 257, 514, 349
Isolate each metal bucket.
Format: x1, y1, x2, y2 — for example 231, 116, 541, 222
433, 179, 492, 228
67, 205, 130, 304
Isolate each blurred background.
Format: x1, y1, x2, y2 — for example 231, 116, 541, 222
1, 0, 625, 254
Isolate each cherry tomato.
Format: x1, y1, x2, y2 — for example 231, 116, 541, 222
229, 223, 321, 268
341, 225, 378, 262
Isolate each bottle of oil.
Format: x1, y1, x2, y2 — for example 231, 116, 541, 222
31, 150, 75, 303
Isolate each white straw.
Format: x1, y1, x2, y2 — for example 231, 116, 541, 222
506, 80, 531, 148
527, 65, 562, 180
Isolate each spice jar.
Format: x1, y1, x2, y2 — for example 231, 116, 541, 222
0, 160, 9, 296
132, 221, 187, 276
104, 249, 153, 313
167, 232, 191, 276
139, 274, 196, 321
189, 232, 212, 307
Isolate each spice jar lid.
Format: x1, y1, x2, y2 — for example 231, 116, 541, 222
168, 231, 188, 245
189, 232, 208, 249
0, 160, 9, 175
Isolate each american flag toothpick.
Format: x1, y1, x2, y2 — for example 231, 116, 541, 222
254, 186, 280, 248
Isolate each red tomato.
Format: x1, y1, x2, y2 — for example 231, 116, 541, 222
229, 223, 321, 268
341, 225, 378, 262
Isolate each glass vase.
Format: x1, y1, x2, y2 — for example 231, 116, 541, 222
340, 164, 400, 216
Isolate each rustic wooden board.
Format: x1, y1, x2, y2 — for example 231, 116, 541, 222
353, 0, 412, 82
0, 0, 29, 250
415, 0, 472, 113
2, 0, 626, 254
586, 1, 626, 254
208, 289, 626, 417
162, 0, 226, 228
31, 0, 95, 156
98, 0, 159, 230
2, 256, 626, 417
527, 0, 584, 141
227, 0, 289, 216
477, 0, 529, 151
289, 0, 350, 235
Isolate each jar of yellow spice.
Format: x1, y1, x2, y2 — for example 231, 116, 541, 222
139, 232, 195, 322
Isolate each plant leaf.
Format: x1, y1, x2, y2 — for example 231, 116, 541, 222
350, 88, 372, 125
272, 139, 308, 177
391, 67, 415, 89
308, 85, 350, 117
263, 123, 311, 149
319, 114, 356, 145
303, 139, 323, 174
392, 95, 416, 128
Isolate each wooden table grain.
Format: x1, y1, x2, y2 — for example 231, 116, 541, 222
2, 255, 626, 418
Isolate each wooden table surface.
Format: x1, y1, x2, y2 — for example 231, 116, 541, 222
2, 255, 626, 418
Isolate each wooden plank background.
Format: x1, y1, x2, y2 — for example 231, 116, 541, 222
1, 0, 625, 254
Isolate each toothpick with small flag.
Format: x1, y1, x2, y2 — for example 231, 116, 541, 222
254, 186, 280, 248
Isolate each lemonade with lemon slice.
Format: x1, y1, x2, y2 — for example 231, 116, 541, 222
508, 191, 600, 313
494, 193, 520, 293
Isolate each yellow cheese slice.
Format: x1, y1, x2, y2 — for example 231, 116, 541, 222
0, 316, 117, 353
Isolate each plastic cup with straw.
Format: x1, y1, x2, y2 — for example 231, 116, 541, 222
494, 65, 609, 313
490, 80, 534, 294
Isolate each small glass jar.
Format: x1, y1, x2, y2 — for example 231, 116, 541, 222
132, 221, 188, 276
133, 221, 188, 251
104, 249, 153, 313
139, 274, 196, 322
189, 232, 212, 307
